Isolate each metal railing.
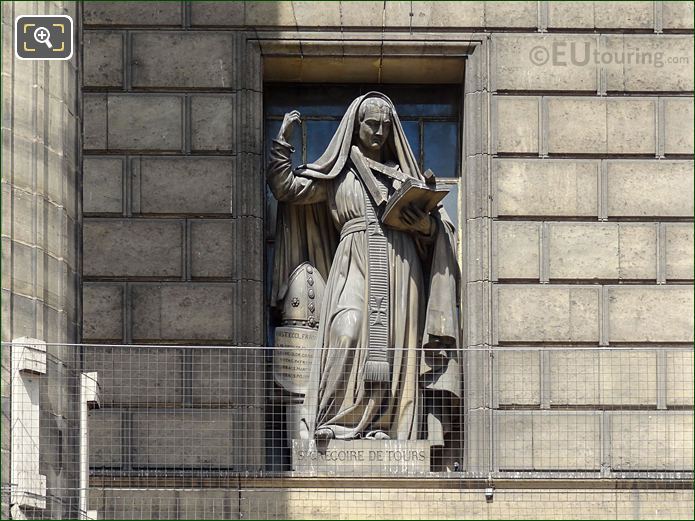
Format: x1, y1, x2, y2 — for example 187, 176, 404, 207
2, 342, 692, 519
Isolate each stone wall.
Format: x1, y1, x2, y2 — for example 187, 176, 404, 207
80, 0, 265, 477
480, 2, 694, 476
85, 486, 693, 520
1, 1, 81, 518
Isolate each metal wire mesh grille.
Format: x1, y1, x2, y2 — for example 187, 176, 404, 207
2, 343, 693, 519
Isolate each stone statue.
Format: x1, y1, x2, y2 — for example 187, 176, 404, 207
267, 92, 460, 444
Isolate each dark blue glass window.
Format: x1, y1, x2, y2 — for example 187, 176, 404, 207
424, 122, 458, 178
306, 120, 340, 164
265, 84, 460, 177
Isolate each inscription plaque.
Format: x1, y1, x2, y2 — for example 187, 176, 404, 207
273, 326, 316, 395
292, 439, 432, 476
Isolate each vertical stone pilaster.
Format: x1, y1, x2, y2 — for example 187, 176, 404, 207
462, 36, 494, 475
2, 1, 81, 517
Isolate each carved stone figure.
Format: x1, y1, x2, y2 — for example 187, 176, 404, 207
267, 92, 460, 444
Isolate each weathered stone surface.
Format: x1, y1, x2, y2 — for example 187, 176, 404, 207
494, 413, 533, 470
9, 241, 35, 299
83, 219, 183, 277
549, 351, 600, 405
617, 224, 658, 280
88, 409, 122, 467
189, 348, 265, 407
664, 97, 694, 155
496, 285, 599, 343
235, 217, 264, 280
8, 187, 36, 246
83, 31, 124, 88
294, 1, 341, 27
609, 412, 693, 470
83, 94, 107, 150
385, 1, 485, 28
178, 490, 238, 520
82, 283, 123, 341
130, 408, 264, 468
190, 1, 245, 26
245, 1, 297, 26
600, 351, 657, 406
603, 36, 694, 92
83, 1, 182, 26
495, 159, 598, 216
495, 351, 540, 405
606, 160, 694, 217
489, 490, 620, 520
190, 219, 234, 278
132, 33, 234, 88
607, 286, 694, 342
594, 1, 654, 29
666, 350, 694, 406
83, 346, 183, 406
665, 223, 694, 280
547, 2, 594, 28
135, 157, 232, 214
485, 1, 537, 28
107, 95, 183, 151
493, 35, 598, 92
189, 217, 262, 280
549, 224, 618, 281
496, 412, 601, 470
131, 283, 236, 341
532, 413, 601, 470
83, 157, 123, 213
548, 223, 656, 280
495, 97, 538, 153
339, 1, 385, 27
191, 95, 236, 151
494, 221, 539, 279
90, 489, 239, 520
547, 98, 655, 154
237, 280, 264, 345
662, 1, 695, 29
89, 489, 182, 520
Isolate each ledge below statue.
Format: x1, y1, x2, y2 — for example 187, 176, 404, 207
292, 439, 433, 476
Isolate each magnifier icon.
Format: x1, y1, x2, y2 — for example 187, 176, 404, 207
33, 26, 53, 49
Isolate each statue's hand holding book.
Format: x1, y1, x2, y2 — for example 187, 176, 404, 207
382, 174, 449, 232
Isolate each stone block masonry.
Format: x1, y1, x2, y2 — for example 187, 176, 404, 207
74, 2, 695, 518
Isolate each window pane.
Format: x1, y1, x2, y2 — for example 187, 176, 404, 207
438, 183, 459, 229
424, 122, 458, 178
400, 120, 421, 167
267, 84, 459, 118
265, 185, 277, 238
373, 85, 459, 117
306, 120, 340, 164
265, 120, 282, 159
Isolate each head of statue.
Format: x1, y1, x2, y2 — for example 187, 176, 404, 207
355, 97, 392, 152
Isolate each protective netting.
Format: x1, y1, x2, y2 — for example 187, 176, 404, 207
2, 342, 693, 519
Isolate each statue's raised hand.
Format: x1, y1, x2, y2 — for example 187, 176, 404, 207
278, 110, 301, 143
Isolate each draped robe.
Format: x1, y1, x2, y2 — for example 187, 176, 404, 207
267, 92, 461, 442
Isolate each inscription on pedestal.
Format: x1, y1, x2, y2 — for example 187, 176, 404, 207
292, 439, 432, 476
273, 326, 316, 395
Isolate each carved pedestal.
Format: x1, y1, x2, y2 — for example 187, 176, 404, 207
291, 439, 433, 477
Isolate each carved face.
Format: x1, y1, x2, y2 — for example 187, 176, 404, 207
357, 103, 392, 151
